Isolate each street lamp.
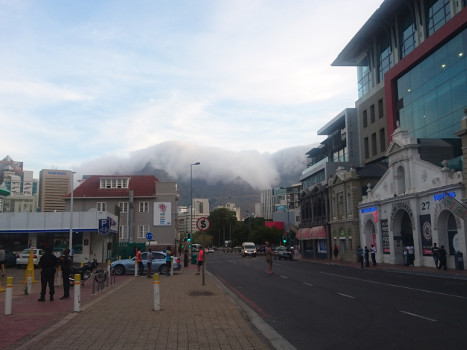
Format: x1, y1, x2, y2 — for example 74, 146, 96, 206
190, 162, 200, 261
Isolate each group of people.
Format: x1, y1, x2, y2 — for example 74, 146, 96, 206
431, 243, 447, 270
37, 247, 72, 302
356, 245, 377, 268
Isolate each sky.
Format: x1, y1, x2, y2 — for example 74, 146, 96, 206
0, 0, 384, 186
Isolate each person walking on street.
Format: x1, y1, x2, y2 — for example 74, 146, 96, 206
432, 243, 440, 269
146, 248, 153, 278
165, 246, 172, 276
356, 246, 364, 268
196, 245, 204, 275
58, 248, 72, 299
265, 241, 273, 274
370, 244, 377, 266
364, 246, 370, 267
437, 245, 447, 270
407, 244, 415, 266
0, 245, 6, 276
38, 247, 58, 302
333, 244, 339, 261
136, 248, 143, 276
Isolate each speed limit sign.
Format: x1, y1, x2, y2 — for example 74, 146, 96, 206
196, 217, 210, 231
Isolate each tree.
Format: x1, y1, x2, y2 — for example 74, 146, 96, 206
207, 208, 237, 247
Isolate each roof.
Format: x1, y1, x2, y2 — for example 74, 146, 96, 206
71, 175, 159, 198
332, 0, 401, 66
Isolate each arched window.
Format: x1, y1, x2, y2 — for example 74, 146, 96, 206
396, 166, 406, 194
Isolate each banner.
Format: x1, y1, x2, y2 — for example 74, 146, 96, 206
153, 202, 172, 226
419, 214, 432, 255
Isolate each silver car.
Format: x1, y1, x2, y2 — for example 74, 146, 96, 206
110, 251, 181, 275
16, 248, 44, 267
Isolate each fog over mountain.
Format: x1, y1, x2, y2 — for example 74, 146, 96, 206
75, 141, 315, 212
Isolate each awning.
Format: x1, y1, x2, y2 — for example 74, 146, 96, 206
296, 226, 327, 240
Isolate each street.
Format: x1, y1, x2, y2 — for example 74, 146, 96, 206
205, 252, 467, 350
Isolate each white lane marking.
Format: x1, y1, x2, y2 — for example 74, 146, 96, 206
320, 272, 467, 300
280, 275, 288, 279
337, 292, 355, 299
400, 311, 437, 322
303, 282, 314, 287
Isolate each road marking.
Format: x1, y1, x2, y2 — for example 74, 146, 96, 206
400, 311, 437, 322
280, 275, 288, 279
337, 292, 355, 299
321, 272, 467, 300
303, 282, 314, 287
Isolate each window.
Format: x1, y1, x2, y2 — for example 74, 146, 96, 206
99, 178, 129, 189
338, 193, 344, 218
357, 59, 371, 98
426, 0, 451, 37
119, 202, 128, 213
399, 11, 416, 59
372, 133, 377, 156
119, 225, 128, 240
139, 202, 149, 213
378, 35, 392, 83
364, 137, 369, 159
380, 128, 386, 152
346, 192, 351, 215
362, 110, 368, 128
370, 105, 375, 123
378, 99, 384, 119
97, 202, 107, 211
137, 225, 149, 238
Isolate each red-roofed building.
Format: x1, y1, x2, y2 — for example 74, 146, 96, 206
65, 175, 179, 258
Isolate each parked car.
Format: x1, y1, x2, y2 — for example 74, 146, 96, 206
207, 248, 215, 254
16, 248, 44, 268
110, 251, 181, 275
5, 250, 17, 267
274, 247, 293, 260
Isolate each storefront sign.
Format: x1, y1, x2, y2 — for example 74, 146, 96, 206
381, 219, 390, 254
419, 214, 433, 255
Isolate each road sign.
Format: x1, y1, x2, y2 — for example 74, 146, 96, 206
196, 217, 210, 231
146, 232, 153, 240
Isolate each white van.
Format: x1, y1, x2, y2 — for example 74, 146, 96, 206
241, 242, 257, 257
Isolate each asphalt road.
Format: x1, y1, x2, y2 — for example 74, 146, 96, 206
205, 252, 467, 350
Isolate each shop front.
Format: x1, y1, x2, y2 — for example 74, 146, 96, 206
297, 225, 328, 259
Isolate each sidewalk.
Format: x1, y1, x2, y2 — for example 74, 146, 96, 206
0, 266, 272, 350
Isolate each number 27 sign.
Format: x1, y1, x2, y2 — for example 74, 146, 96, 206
196, 217, 210, 231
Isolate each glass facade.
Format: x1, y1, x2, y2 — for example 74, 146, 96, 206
397, 28, 467, 139
357, 60, 371, 98
399, 10, 416, 59
426, 0, 451, 37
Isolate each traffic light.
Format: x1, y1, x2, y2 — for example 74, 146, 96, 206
283, 236, 287, 244
187, 234, 191, 242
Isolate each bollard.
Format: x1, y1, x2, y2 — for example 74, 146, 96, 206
4, 277, 13, 315
135, 260, 138, 277
26, 269, 32, 295
170, 259, 173, 276
73, 273, 81, 312
107, 260, 111, 286
153, 273, 160, 311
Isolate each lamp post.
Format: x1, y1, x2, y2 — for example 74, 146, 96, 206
69, 171, 76, 254
190, 162, 200, 262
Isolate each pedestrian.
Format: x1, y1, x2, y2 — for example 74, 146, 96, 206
356, 246, 363, 268
403, 247, 409, 266
333, 244, 339, 261
146, 248, 153, 278
370, 244, 377, 266
136, 247, 143, 276
184, 248, 188, 268
265, 241, 273, 274
431, 243, 440, 269
58, 248, 72, 299
196, 245, 204, 275
364, 246, 370, 267
38, 247, 58, 302
407, 244, 415, 266
0, 245, 5, 276
437, 245, 447, 270
165, 246, 172, 276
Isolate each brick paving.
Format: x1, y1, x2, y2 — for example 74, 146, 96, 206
0, 265, 271, 350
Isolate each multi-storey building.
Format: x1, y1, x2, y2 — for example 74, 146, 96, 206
333, 0, 467, 267
0, 171, 38, 213
65, 175, 178, 260
39, 169, 72, 212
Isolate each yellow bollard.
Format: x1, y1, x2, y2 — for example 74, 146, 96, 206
153, 273, 160, 311
5, 277, 13, 315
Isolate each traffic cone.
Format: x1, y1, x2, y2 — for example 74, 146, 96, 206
20, 249, 39, 284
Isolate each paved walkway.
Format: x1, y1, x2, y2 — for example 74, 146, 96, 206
1, 256, 466, 350
0, 265, 272, 350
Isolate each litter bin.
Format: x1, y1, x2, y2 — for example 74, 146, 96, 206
454, 251, 464, 270
191, 253, 198, 265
